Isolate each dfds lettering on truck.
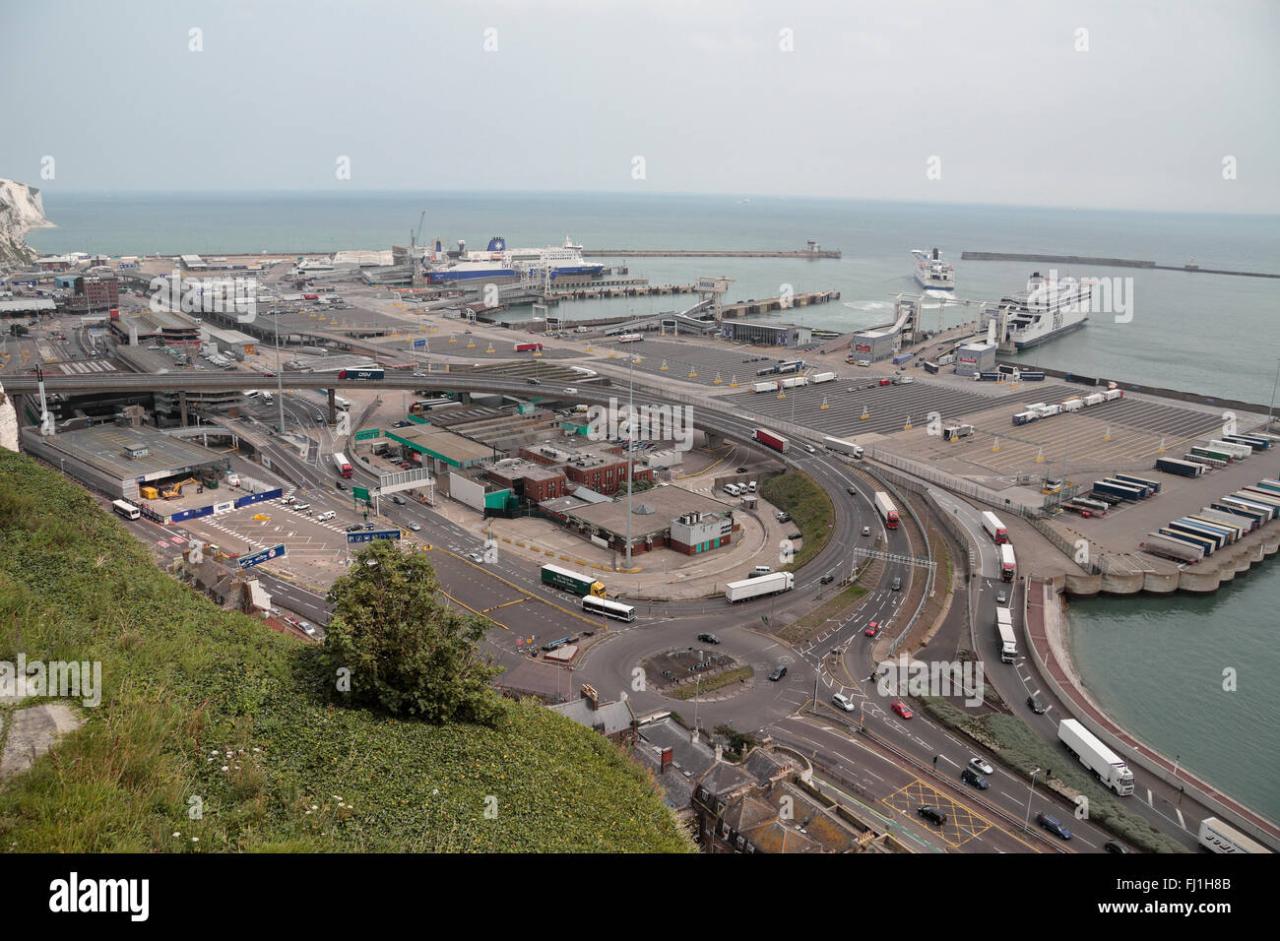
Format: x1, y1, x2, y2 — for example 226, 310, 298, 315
981, 511, 1008, 544
1057, 718, 1134, 796
999, 544, 1016, 581
873, 492, 899, 529
753, 428, 788, 453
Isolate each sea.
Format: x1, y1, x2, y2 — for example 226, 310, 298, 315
25, 189, 1280, 819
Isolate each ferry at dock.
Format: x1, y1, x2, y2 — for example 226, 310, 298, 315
425, 236, 604, 284
985, 270, 1091, 351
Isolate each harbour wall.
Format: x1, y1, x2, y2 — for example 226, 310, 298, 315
962, 250, 1278, 279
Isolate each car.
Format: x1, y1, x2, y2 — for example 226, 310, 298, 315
996, 591, 1008, 605
393, 420, 412, 428
891, 699, 912, 719
752, 565, 772, 575
855, 359, 871, 368
767, 666, 787, 682
961, 768, 989, 790
736, 466, 749, 473
775, 511, 791, 523
891, 576, 902, 591
466, 552, 485, 564
847, 486, 857, 496
1104, 841, 1128, 854
864, 621, 880, 637
696, 633, 720, 644
803, 444, 816, 453
861, 525, 871, 536
335, 480, 346, 491
364, 521, 375, 530
831, 692, 856, 712
563, 387, 578, 395
917, 805, 947, 826
408, 522, 422, 532
968, 757, 995, 775
1027, 694, 1048, 714
298, 622, 317, 637
1036, 813, 1073, 840
526, 377, 542, 385
819, 574, 834, 585
391, 495, 406, 505
346, 524, 363, 532
315, 511, 335, 522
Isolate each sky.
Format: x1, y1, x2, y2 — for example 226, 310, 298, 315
2, 0, 1278, 213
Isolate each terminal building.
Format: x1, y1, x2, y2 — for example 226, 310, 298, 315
538, 485, 737, 557
719, 320, 812, 347
953, 339, 997, 377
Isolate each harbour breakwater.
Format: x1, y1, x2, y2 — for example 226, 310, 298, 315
962, 250, 1279, 279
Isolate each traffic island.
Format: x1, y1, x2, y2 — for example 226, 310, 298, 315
641, 649, 754, 701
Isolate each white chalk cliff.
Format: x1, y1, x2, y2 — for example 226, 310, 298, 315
0, 178, 52, 266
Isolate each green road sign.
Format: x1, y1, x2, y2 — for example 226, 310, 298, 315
355, 428, 381, 441
352, 486, 371, 502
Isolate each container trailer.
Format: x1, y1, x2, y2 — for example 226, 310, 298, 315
753, 428, 788, 453
1058, 719, 1134, 796
1102, 477, 1152, 498
1197, 817, 1271, 855
1093, 480, 1145, 501
332, 452, 353, 478
811, 371, 836, 384
995, 610, 1017, 663
1166, 519, 1226, 551
541, 564, 606, 598
1140, 533, 1203, 564
1019, 370, 1046, 381
999, 544, 1016, 581
752, 381, 778, 393
1155, 457, 1204, 477
1114, 473, 1161, 494
1208, 440, 1253, 461
1255, 479, 1280, 494
873, 492, 900, 529
1157, 528, 1213, 557
725, 571, 794, 603
1222, 434, 1269, 452
822, 436, 864, 458
1184, 451, 1227, 469
943, 424, 974, 441
981, 511, 1009, 544
1012, 411, 1038, 426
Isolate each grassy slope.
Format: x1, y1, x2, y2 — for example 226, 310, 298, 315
760, 471, 835, 570
0, 450, 689, 853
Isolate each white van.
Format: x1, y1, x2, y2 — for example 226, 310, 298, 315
724, 483, 742, 497
747, 481, 757, 493
292, 503, 311, 513
315, 510, 336, 522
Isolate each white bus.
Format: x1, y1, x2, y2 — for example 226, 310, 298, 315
582, 596, 637, 622
112, 499, 141, 520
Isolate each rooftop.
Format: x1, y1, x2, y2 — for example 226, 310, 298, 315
38, 424, 227, 480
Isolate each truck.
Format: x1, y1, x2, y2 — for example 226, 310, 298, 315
1012, 411, 1039, 426
823, 435, 863, 459
1057, 718, 1135, 796
779, 376, 808, 389
514, 342, 543, 352
873, 492, 899, 529
752, 380, 778, 394
333, 452, 353, 478
338, 368, 385, 381
725, 571, 794, 603
981, 511, 1009, 544
753, 428, 788, 453
999, 543, 1016, 581
811, 371, 836, 384
1197, 816, 1271, 854
616, 333, 643, 343
995, 607, 1016, 663
942, 423, 974, 441
540, 563, 605, 597
1155, 457, 1204, 478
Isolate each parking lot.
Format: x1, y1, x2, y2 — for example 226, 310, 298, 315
601, 338, 810, 389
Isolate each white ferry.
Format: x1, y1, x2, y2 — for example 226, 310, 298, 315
912, 248, 955, 291
985, 271, 1091, 351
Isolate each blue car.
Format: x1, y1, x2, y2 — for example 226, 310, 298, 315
1036, 813, 1072, 840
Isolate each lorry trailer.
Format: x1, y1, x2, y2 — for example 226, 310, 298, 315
873, 492, 900, 529
1114, 473, 1161, 494
995, 608, 1016, 663
725, 571, 794, 603
1140, 533, 1203, 564
1057, 718, 1135, 796
1208, 439, 1254, 461
823, 436, 864, 458
540, 563, 606, 598
332, 452, 353, 478
753, 428, 788, 453
1155, 457, 1205, 477
981, 511, 1009, 544
1092, 479, 1146, 502
999, 544, 1016, 581
1157, 528, 1213, 557
943, 423, 974, 441
1197, 816, 1271, 854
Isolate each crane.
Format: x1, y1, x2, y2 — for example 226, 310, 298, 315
410, 210, 426, 256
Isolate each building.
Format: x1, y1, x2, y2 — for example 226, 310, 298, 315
850, 324, 900, 362
0, 297, 57, 318
201, 324, 258, 359
59, 275, 120, 313
669, 510, 734, 555
486, 458, 566, 503
519, 440, 653, 496
540, 484, 737, 556
109, 308, 201, 347
720, 320, 812, 346
547, 685, 636, 745
954, 339, 997, 376
34, 255, 74, 271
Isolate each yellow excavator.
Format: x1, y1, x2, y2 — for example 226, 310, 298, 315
160, 477, 200, 499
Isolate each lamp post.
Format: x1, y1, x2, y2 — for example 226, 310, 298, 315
625, 353, 636, 567
1023, 767, 1041, 832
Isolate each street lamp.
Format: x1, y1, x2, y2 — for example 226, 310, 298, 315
1023, 767, 1041, 832
624, 352, 636, 567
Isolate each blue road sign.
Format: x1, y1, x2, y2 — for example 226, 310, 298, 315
412, 338, 428, 350
346, 529, 401, 544
236, 544, 287, 569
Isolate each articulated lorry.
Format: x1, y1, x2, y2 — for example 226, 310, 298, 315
995, 607, 1016, 663
725, 571, 794, 603
1057, 718, 1135, 796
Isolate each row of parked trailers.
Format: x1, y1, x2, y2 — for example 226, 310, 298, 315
1012, 388, 1122, 426
752, 372, 836, 393
1140, 479, 1280, 563
1155, 432, 1275, 477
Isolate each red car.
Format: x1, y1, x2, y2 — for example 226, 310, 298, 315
892, 699, 913, 720
864, 620, 881, 637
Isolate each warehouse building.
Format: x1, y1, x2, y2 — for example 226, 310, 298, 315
539, 485, 737, 556
720, 320, 812, 347
953, 339, 997, 377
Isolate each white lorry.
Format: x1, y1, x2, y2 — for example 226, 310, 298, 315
995, 607, 1016, 663
1057, 718, 1135, 795
725, 571, 794, 603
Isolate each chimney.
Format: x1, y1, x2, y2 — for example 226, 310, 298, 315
660, 746, 673, 773
580, 683, 599, 711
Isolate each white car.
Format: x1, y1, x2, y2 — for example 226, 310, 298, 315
315, 510, 335, 522
299, 621, 317, 637
563, 387, 578, 395
467, 552, 485, 564
831, 692, 856, 713
968, 757, 995, 776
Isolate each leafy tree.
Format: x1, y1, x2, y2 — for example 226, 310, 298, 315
323, 540, 502, 724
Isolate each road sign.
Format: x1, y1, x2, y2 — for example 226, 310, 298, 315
355, 428, 381, 442
413, 338, 427, 349
352, 486, 371, 502
346, 529, 401, 544
236, 544, 286, 569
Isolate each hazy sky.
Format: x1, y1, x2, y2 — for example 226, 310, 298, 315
2, 0, 1277, 212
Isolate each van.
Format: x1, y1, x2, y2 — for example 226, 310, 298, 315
891, 576, 902, 591
315, 510, 335, 522
831, 692, 856, 712
725, 483, 741, 497
292, 503, 311, 513
752, 565, 773, 575
747, 481, 757, 493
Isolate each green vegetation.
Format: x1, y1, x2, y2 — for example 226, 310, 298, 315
761, 471, 834, 570
713, 724, 760, 761
666, 666, 753, 700
0, 450, 689, 853
922, 698, 1186, 853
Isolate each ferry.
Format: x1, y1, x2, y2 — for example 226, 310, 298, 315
295, 256, 335, 276
425, 236, 604, 284
912, 248, 955, 291
985, 271, 1090, 351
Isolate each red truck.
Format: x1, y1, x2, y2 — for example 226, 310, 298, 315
753, 428, 788, 453
514, 342, 543, 353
